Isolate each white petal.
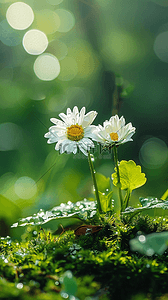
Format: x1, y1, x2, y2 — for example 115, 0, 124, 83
82, 111, 97, 128
47, 131, 59, 140
60, 139, 71, 153
44, 132, 51, 138
91, 133, 105, 143
82, 137, 95, 148
89, 126, 105, 142
109, 115, 120, 132
78, 107, 86, 125
49, 125, 66, 132
59, 113, 69, 124
73, 106, 79, 115
84, 125, 97, 138
55, 138, 66, 151
67, 108, 72, 115
104, 124, 113, 134
78, 144, 88, 156
67, 141, 77, 154
73, 145, 78, 154
103, 120, 110, 127
47, 137, 58, 144
118, 116, 125, 128
98, 124, 104, 130
50, 118, 65, 126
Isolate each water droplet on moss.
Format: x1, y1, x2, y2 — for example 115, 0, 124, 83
16, 283, 23, 289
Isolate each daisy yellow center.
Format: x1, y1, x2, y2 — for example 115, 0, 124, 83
67, 125, 84, 141
110, 132, 118, 141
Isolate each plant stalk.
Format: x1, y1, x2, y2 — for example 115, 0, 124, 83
113, 144, 123, 211
87, 151, 102, 214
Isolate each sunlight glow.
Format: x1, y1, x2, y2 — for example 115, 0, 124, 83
47, 95, 67, 112
33, 9, 60, 35
22, 29, 48, 55
154, 31, 168, 63
47, 39, 68, 60
0, 19, 23, 46
14, 176, 37, 199
6, 2, 34, 30
58, 57, 78, 81
0, 122, 22, 151
55, 9, 75, 32
33, 53, 61, 81
65, 87, 91, 107
139, 137, 168, 169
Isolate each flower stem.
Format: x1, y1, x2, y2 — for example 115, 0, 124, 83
113, 145, 123, 212
87, 151, 102, 214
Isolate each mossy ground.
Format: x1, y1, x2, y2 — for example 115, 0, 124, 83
1, 215, 168, 300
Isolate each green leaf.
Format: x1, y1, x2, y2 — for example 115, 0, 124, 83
120, 84, 134, 98
95, 173, 111, 193
130, 231, 168, 256
0, 195, 21, 223
123, 197, 168, 218
98, 191, 113, 213
115, 74, 124, 86
112, 160, 147, 191
161, 189, 168, 200
11, 199, 97, 228
61, 271, 77, 296
139, 197, 163, 207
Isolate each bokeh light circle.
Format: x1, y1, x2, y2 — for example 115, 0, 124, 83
14, 176, 37, 199
153, 31, 168, 63
55, 9, 75, 32
33, 53, 60, 81
65, 87, 91, 107
58, 57, 78, 81
0, 19, 23, 46
47, 39, 68, 60
6, 2, 34, 30
22, 29, 48, 55
47, 94, 67, 112
0, 122, 22, 151
139, 137, 168, 169
33, 9, 60, 35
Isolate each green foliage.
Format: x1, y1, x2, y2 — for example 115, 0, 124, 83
98, 191, 113, 213
60, 270, 78, 297
2, 215, 168, 299
161, 189, 168, 200
95, 173, 111, 193
0, 195, 21, 224
115, 74, 134, 98
11, 199, 97, 228
123, 197, 168, 218
112, 160, 147, 191
130, 231, 168, 256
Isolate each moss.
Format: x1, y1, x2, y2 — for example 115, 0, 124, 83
1, 215, 168, 299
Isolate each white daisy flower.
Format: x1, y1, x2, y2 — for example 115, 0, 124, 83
92, 115, 136, 147
44, 106, 97, 156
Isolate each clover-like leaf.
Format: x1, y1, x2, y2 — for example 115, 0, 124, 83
112, 160, 147, 191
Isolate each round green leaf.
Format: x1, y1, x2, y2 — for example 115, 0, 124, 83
112, 160, 147, 191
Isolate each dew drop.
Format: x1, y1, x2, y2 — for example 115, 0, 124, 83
16, 283, 23, 289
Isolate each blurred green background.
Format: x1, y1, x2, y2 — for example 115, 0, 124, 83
0, 0, 168, 238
